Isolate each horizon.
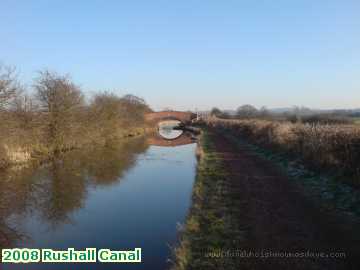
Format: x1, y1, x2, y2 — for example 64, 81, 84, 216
1, 0, 359, 111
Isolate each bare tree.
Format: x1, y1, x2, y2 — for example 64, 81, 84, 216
210, 107, 222, 117
89, 92, 125, 144
0, 65, 18, 110
259, 106, 270, 118
236, 104, 258, 118
121, 94, 146, 106
119, 94, 151, 127
11, 94, 39, 129
1, 63, 154, 167
34, 70, 84, 152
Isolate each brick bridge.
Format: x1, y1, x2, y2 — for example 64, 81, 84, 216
145, 110, 196, 125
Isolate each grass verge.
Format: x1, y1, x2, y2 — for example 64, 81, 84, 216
171, 129, 243, 270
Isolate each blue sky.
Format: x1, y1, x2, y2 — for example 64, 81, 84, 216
1, 0, 359, 111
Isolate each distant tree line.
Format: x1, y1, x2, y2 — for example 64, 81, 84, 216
210, 104, 270, 119
210, 104, 359, 125
0, 64, 151, 168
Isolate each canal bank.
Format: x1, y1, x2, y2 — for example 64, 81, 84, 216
172, 128, 360, 270
172, 129, 242, 270
0, 127, 153, 172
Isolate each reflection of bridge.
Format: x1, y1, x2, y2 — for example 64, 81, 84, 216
147, 133, 195, 147
145, 110, 196, 125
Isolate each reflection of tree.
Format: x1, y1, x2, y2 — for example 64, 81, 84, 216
39, 136, 148, 225
0, 169, 37, 248
0, 222, 24, 249
39, 157, 88, 224
0, 136, 148, 237
40, 137, 149, 224
86, 138, 148, 185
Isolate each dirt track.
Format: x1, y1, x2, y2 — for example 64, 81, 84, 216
208, 129, 360, 270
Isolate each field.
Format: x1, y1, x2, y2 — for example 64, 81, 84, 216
353, 117, 360, 125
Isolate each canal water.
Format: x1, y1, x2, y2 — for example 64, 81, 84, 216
0, 130, 197, 269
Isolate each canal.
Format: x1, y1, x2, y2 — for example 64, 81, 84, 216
0, 130, 197, 269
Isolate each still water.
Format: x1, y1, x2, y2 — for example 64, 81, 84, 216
0, 131, 197, 269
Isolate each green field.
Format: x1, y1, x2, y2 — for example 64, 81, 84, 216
353, 117, 360, 125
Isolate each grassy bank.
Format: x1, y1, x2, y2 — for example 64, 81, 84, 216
205, 118, 360, 186
0, 126, 152, 171
203, 119, 360, 218
172, 129, 242, 270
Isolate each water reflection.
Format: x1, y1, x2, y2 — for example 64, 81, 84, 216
158, 127, 183, 140
148, 131, 196, 147
0, 167, 37, 249
157, 120, 184, 140
0, 137, 148, 247
0, 133, 197, 270
153, 121, 197, 147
